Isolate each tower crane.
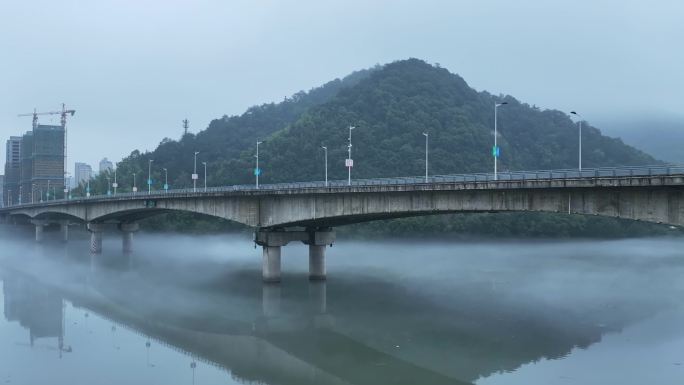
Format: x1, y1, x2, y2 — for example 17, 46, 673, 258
18, 104, 76, 195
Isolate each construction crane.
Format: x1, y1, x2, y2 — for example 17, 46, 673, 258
18, 104, 76, 193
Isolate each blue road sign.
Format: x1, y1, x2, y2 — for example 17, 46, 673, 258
147, 178, 152, 185
492, 146, 500, 157
164, 183, 169, 190
254, 168, 261, 176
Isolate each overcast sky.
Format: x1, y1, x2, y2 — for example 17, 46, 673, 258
1, 0, 683, 172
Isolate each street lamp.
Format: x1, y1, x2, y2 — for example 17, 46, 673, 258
347, 125, 355, 186
570, 111, 584, 171
133, 173, 137, 195
255, 141, 263, 189
113, 167, 118, 196
322, 146, 328, 187
163, 168, 168, 193
106, 176, 111, 196
202, 162, 207, 192
494, 102, 508, 180
193, 151, 200, 192
18, 185, 22, 205
47, 180, 51, 200
31, 184, 35, 204
148, 159, 154, 194
423, 132, 429, 183
86, 178, 91, 198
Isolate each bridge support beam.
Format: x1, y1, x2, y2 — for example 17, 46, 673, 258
87, 223, 105, 255
255, 228, 335, 282
308, 245, 326, 280
31, 220, 47, 243
119, 223, 139, 255
60, 221, 69, 243
304, 228, 335, 281
262, 246, 282, 283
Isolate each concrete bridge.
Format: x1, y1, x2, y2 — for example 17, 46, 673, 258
2, 165, 684, 282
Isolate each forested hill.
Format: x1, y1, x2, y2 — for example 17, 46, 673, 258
222, 59, 656, 184
83, 58, 656, 194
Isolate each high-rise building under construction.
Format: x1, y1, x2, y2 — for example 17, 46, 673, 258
18, 125, 65, 203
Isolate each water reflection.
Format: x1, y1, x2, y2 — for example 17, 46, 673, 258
0, 235, 681, 385
2, 274, 69, 355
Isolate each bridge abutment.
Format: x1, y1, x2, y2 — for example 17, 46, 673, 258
87, 223, 105, 255
119, 223, 139, 255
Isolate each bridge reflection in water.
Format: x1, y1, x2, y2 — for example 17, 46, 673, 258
0, 246, 658, 385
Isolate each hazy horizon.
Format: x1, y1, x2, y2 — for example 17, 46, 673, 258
1, 0, 683, 171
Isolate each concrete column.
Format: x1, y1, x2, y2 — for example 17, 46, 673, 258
87, 223, 105, 255
119, 223, 139, 255
31, 220, 48, 243
262, 246, 282, 283
60, 221, 69, 243
309, 245, 326, 281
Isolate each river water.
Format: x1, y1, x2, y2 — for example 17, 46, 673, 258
0, 230, 683, 385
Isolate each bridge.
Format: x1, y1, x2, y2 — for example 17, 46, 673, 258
2, 164, 684, 282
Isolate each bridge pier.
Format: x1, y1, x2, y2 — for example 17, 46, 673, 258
119, 223, 139, 255
87, 223, 105, 255
255, 228, 335, 283
262, 246, 282, 283
31, 220, 47, 243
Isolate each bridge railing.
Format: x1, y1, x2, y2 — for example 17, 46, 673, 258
6, 164, 684, 208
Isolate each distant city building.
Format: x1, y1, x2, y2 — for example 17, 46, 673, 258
74, 162, 92, 188
18, 125, 65, 203
99, 158, 114, 174
3, 136, 22, 205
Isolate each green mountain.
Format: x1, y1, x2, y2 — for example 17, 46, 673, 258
80, 59, 672, 237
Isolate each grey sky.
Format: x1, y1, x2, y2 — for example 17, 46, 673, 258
1, 0, 683, 171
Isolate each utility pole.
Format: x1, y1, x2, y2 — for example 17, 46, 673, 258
570, 111, 584, 171
193, 152, 200, 192
322, 146, 328, 187
255, 141, 263, 189
148, 159, 154, 194
423, 132, 429, 182
202, 162, 207, 192
346, 126, 355, 186
494, 102, 507, 180
113, 168, 118, 196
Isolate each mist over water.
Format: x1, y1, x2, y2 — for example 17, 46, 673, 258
0, 229, 683, 384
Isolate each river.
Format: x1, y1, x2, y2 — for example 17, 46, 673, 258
0, 230, 683, 384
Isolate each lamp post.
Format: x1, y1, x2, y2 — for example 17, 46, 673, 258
423, 132, 429, 183
18, 185, 22, 205
193, 151, 200, 193
202, 162, 207, 192
47, 180, 51, 200
133, 173, 137, 195
148, 159, 154, 194
347, 125, 355, 186
255, 141, 263, 189
113, 168, 118, 196
322, 146, 328, 187
570, 111, 583, 171
163, 168, 168, 193
86, 177, 90, 198
494, 102, 508, 180
31, 184, 35, 204
106, 176, 111, 196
